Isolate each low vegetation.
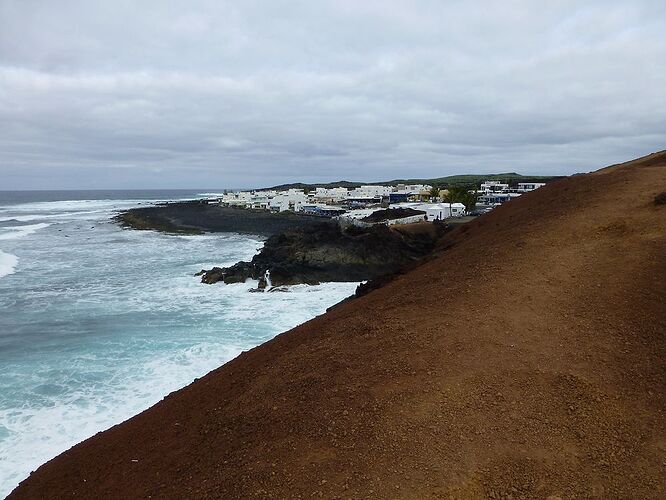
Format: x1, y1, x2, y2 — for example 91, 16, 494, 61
441, 185, 478, 211
655, 192, 666, 205
264, 172, 560, 192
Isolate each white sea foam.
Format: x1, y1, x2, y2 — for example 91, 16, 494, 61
0, 215, 43, 223
0, 223, 51, 241
0, 193, 359, 497
1, 197, 194, 214
0, 342, 243, 497
0, 250, 18, 278
2, 199, 136, 212
0, 279, 357, 497
0, 210, 111, 223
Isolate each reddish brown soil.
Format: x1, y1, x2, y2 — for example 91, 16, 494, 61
9, 152, 666, 499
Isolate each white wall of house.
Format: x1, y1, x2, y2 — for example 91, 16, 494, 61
480, 181, 510, 193
360, 185, 392, 197
406, 203, 466, 220
313, 187, 349, 201
517, 182, 546, 192
269, 195, 290, 212
393, 183, 432, 192
388, 202, 466, 220
387, 215, 427, 225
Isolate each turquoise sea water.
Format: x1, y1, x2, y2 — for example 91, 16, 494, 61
0, 191, 357, 497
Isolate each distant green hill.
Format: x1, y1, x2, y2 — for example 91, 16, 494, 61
261, 173, 562, 191
260, 180, 363, 191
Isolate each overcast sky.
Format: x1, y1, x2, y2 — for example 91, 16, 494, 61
1, 0, 664, 189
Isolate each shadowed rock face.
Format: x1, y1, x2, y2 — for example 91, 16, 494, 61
196, 221, 449, 286
361, 207, 425, 222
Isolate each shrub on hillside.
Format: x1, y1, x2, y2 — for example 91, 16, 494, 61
654, 192, 666, 205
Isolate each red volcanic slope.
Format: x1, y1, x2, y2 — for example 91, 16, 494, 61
10, 152, 666, 499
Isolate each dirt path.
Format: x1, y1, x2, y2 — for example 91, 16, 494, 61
10, 152, 666, 499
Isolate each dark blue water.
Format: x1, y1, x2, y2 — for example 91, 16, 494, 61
0, 189, 217, 206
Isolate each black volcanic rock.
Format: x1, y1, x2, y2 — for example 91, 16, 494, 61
115, 201, 327, 236
197, 222, 449, 286
361, 207, 426, 223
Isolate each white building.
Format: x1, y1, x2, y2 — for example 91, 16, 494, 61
270, 189, 309, 212
477, 179, 546, 206
354, 185, 393, 197
220, 190, 255, 206
313, 187, 350, 201
246, 195, 271, 210
477, 192, 522, 205
393, 183, 433, 193
479, 181, 510, 194
517, 182, 546, 192
421, 203, 466, 220
390, 202, 466, 220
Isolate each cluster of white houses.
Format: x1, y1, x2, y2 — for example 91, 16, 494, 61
214, 180, 545, 225
219, 184, 433, 212
477, 181, 546, 205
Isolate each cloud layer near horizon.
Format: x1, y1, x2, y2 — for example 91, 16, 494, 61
1, 0, 665, 188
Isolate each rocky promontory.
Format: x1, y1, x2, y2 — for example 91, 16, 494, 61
115, 201, 328, 236
196, 221, 448, 287
115, 201, 452, 287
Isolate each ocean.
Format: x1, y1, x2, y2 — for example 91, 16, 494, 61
0, 190, 358, 497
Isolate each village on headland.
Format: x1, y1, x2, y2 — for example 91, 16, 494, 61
114, 175, 555, 289
205, 178, 548, 225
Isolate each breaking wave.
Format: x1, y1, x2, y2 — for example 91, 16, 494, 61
0, 250, 18, 279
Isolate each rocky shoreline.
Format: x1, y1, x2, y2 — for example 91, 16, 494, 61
116, 201, 452, 288
114, 200, 329, 236
195, 221, 449, 288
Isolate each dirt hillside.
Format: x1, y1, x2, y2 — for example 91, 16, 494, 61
10, 152, 666, 499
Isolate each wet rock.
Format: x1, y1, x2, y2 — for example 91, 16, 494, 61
198, 222, 449, 286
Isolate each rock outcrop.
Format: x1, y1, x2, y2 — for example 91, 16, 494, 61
197, 221, 449, 286
115, 201, 328, 236
360, 207, 425, 222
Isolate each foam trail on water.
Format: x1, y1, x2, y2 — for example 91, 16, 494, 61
0, 211, 103, 223
0, 223, 51, 241
0, 250, 18, 278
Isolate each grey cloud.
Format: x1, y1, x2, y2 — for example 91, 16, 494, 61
0, 0, 665, 189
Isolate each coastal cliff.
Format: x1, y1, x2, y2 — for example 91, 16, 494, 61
10, 152, 666, 499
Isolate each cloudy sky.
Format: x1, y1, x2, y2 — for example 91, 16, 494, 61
1, 0, 664, 189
